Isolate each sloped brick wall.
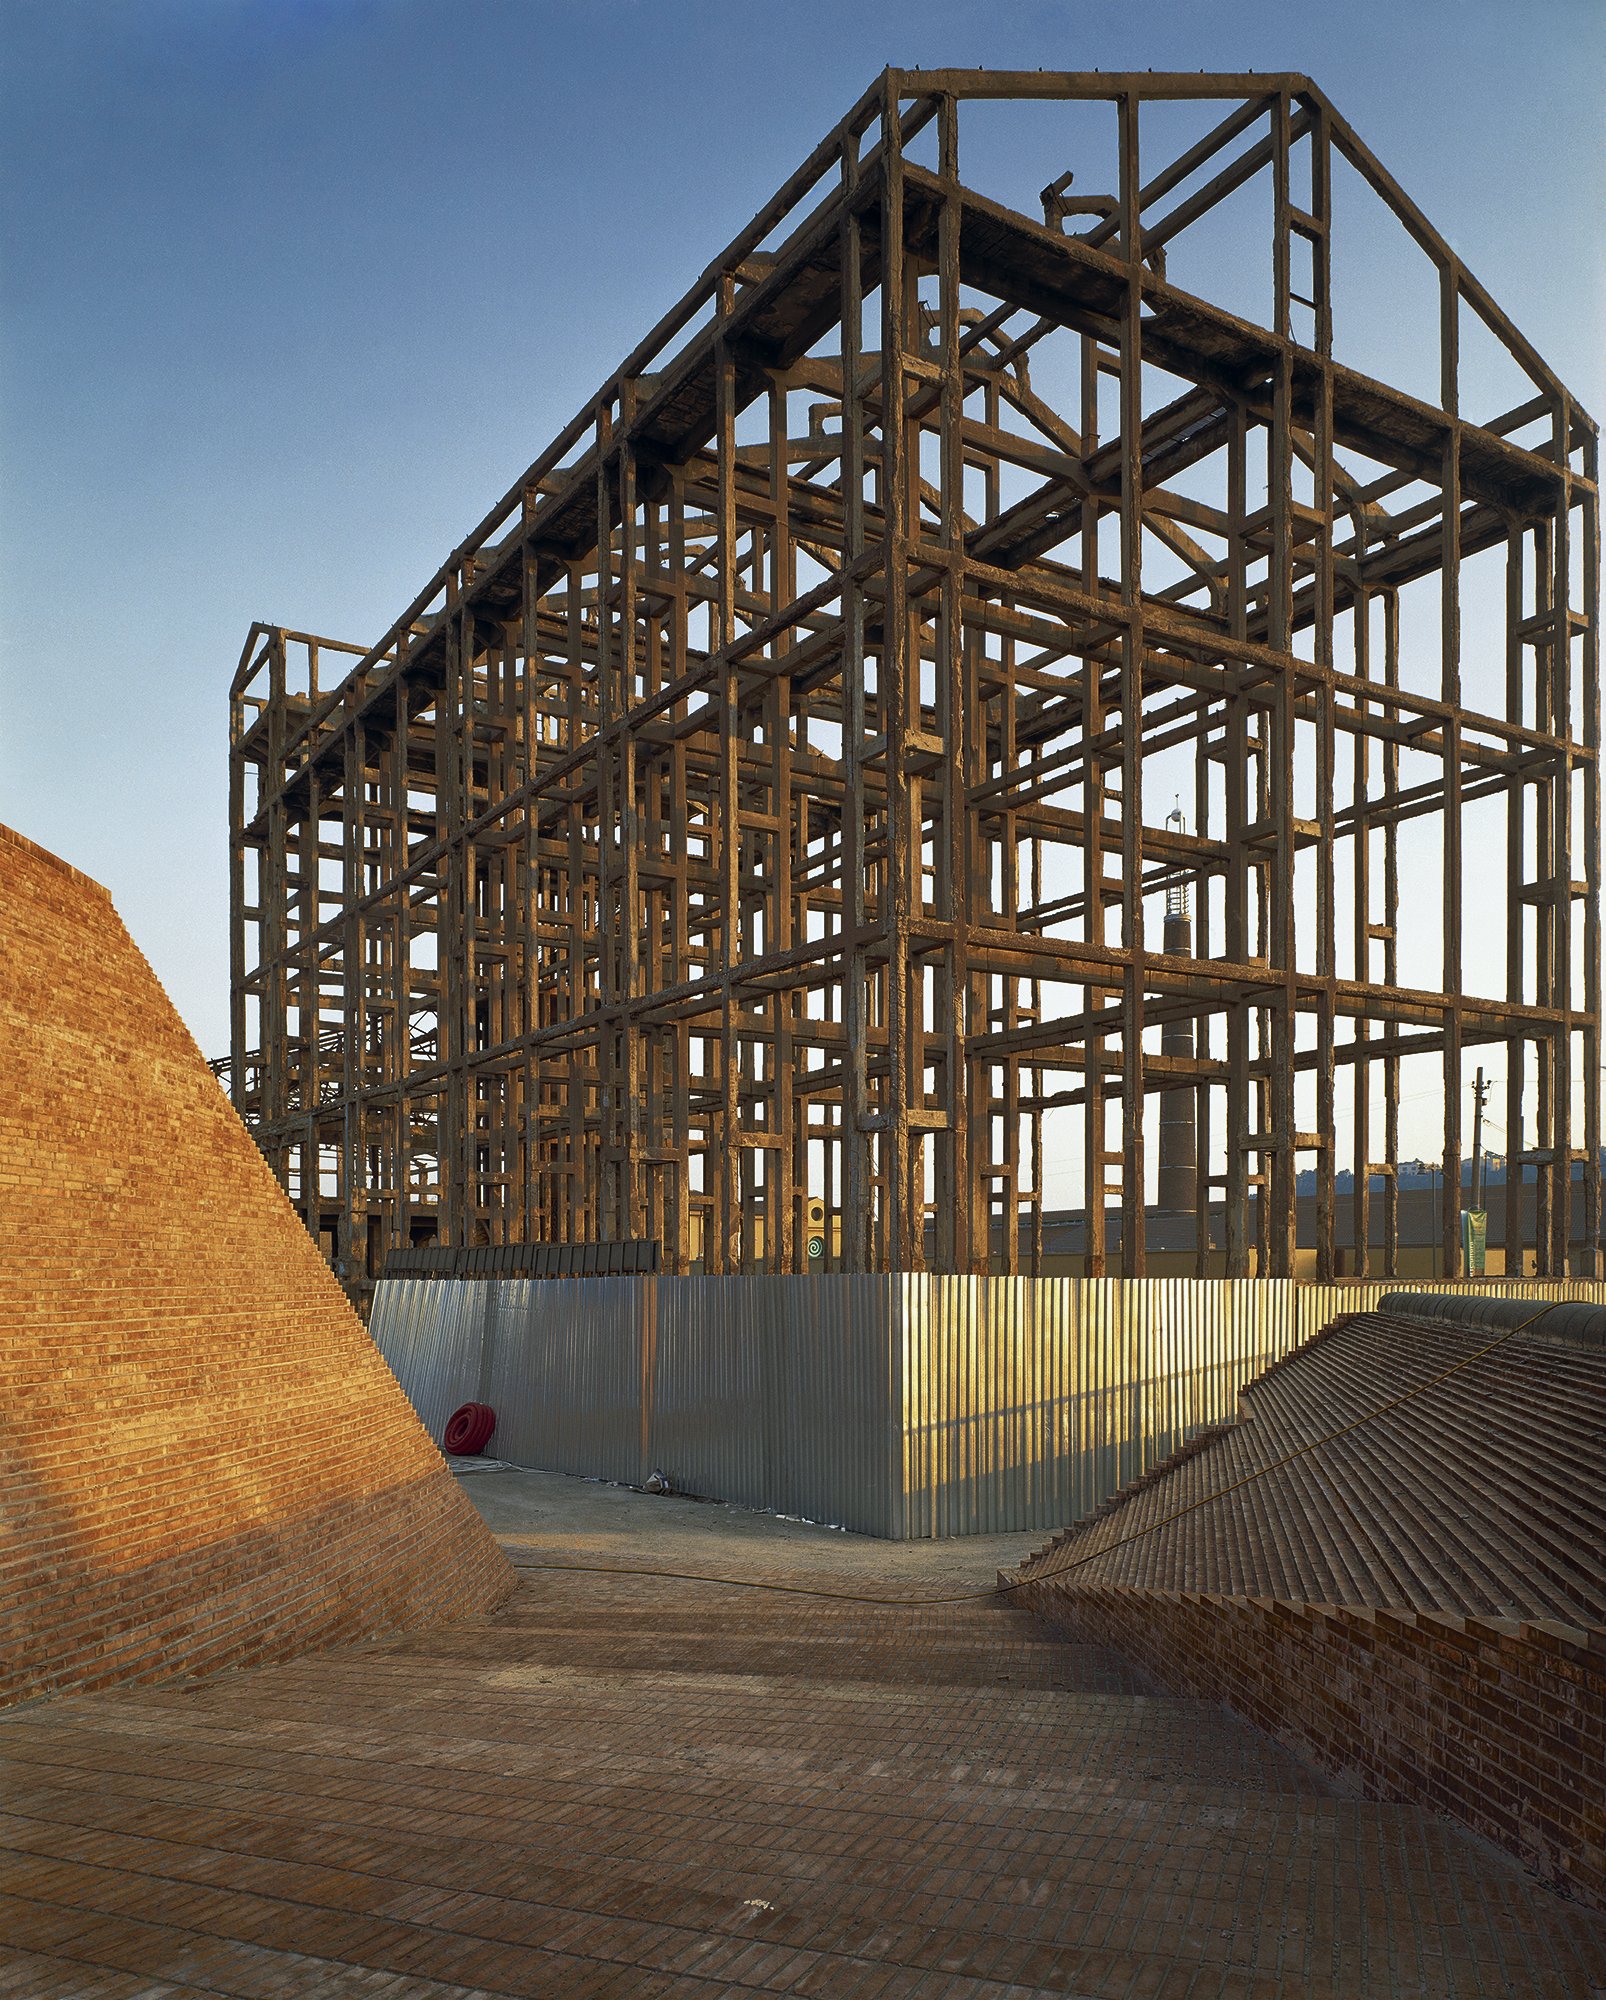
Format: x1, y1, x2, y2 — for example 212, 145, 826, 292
0, 825, 514, 1706
1012, 1580, 1606, 1910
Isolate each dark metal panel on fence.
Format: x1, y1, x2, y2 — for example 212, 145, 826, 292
380, 1241, 661, 1281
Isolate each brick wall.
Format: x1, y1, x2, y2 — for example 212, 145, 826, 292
1014, 1576, 1606, 1910
0, 824, 515, 1707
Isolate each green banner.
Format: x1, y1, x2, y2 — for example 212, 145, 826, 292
1461, 1208, 1487, 1277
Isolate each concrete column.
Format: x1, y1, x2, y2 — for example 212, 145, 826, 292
1158, 908, 1197, 1217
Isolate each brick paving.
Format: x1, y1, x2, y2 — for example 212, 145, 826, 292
2, 1475, 1604, 1997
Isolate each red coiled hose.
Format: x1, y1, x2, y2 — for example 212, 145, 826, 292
442, 1402, 496, 1456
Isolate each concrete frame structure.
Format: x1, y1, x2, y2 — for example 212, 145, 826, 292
227, 70, 1601, 1306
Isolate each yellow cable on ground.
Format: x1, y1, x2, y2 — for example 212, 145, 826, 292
505, 1302, 1559, 1609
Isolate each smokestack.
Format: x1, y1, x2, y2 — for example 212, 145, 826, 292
1157, 813, 1197, 1217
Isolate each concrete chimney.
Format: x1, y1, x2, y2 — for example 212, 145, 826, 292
1157, 820, 1197, 1217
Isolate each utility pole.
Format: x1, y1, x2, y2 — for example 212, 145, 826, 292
1464, 1068, 1492, 1280
1471, 1068, 1488, 1210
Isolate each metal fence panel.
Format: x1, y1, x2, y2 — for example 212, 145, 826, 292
482, 1277, 645, 1483
367, 1277, 487, 1445
635, 1275, 901, 1533
896, 1278, 1297, 1539
650, 1276, 770, 1512
773, 1274, 899, 1535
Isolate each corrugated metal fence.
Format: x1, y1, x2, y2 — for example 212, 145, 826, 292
369, 1273, 1601, 1538
371, 1275, 902, 1531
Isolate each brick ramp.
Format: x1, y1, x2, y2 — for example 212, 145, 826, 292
1010, 1308, 1606, 1909
0, 824, 513, 1707
1, 1561, 1603, 1997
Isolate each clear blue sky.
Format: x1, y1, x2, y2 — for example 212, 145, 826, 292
2, 0, 1601, 1112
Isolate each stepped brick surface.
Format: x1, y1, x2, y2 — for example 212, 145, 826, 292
1017, 1310, 1606, 1621
0, 824, 514, 1708
2, 1473, 1604, 1998
1012, 1308, 1606, 1910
